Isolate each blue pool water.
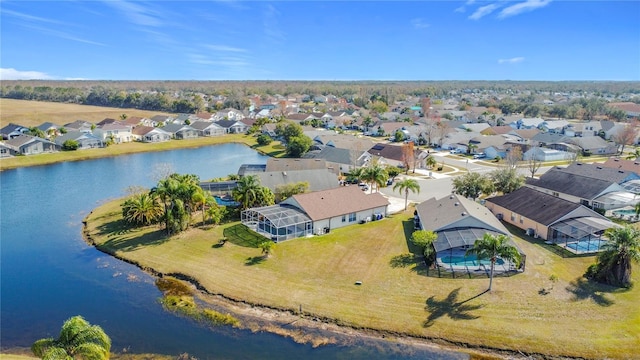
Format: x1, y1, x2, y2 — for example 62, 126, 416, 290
440, 255, 505, 267
566, 240, 606, 252
214, 196, 240, 207
612, 209, 637, 216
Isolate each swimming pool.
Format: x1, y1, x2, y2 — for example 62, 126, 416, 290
214, 196, 240, 207
566, 239, 606, 252
612, 209, 637, 217
440, 255, 505, 267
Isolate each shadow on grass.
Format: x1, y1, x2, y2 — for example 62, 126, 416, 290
245, 256, 266, 266
389, 254, 419, 268
423, 288, 485, 327
565, 277, 622, 307
223, 223, 269, 248
96, 219, 168, 252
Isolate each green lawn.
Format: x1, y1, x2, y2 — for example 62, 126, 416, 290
85, 200, 640, 359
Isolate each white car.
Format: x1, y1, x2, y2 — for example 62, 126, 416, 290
449, 149, 463, 154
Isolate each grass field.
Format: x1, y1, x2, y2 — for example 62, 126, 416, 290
0, 99, 173, 127
85, 200, 640, 359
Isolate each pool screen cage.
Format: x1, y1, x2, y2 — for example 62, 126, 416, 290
549, 216, 613, 253
433, 228, 526, 275
241, 204, 312, 242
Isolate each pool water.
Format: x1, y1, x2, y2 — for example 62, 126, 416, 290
566, 240, 606, 252
440, 255, 505, 267
215, 196, 240, 207
612, 209, 637, 216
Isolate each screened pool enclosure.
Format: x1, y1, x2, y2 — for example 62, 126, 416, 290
241, 204, 313, 242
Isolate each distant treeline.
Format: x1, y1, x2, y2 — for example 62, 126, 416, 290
1, 80, 639, 114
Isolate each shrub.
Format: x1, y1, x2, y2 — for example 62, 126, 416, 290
62, 139, 79, 151
256, 134, 272, 146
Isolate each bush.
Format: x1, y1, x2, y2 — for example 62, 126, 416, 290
256, 134, 272, 146
62, 139, 79, 151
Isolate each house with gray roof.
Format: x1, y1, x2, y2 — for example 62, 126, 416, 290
93, 123, 133, 143
36, 122, 60, 138
415, 194, 525, 272
55, 131, 104, 149
525, 167, 636, 210
566, 136, 617, 155
216, 119, 248, 134
131, 126, 171, 143
265, 158, 329, 172
241, 186, 389, 241
485, 187, 615, 253
1, 134, 59, 156
162, 123, 199, 140
1, 123, 29, 140
63, 120, 94, 133
509, 117, 545, 130
255, 169, 340, 195
190, 121, 225, 137
303, 146, 370, 173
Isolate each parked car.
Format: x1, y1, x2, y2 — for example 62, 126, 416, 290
449, 149, 463, 154
473, 153, 486, 159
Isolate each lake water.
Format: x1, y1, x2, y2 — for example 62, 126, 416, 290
0, 143, 466, 359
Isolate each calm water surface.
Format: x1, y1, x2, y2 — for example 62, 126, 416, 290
0, 144, 466, 359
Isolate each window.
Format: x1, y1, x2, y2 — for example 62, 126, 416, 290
552, 192, 559, 197
580, 199, 589, 206
511, 212, 516, 221
520, 216, 524, 224
349, 213, 356, 222
342, 215, 346, 223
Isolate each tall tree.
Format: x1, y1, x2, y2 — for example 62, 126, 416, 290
285, 135, 312, 157
393, 178, 420, 211
466, 233, 521, 292
32, 315, 111, 360
505, 147, 522, 169
411, 230, 437, 264
525, 146, 543, 178
362, 163, 388, 193
490, 167, 525, 194
586, 225, 640, 288
611, 121, 639, 154
451, 172, 494, 200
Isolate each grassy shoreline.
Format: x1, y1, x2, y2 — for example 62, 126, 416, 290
83, 200, 639, 360
0, 134, 288, 171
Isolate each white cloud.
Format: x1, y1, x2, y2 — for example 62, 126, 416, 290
263, 4, 285, 44
498, 57, 525, 64
454, 6, 466, 13
103, 0, 163, 27
2, 9, 63, 25
0, 68, 88, 80
204, 45, 248, 53
0, 68, 54, 80
498, 0, 552, 19
469, 3, 501, 20
411, 18, 430, 29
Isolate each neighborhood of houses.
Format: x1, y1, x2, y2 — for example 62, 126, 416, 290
2, 96, 639, 276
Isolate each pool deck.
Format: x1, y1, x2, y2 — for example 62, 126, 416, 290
556, 240, 607, 255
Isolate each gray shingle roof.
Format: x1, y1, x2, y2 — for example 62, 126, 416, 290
255, 169, 339, 193
559, 163, 635, 183
526, 169, 614, 199
415, 194, 508, 234
485, 187, 581, 226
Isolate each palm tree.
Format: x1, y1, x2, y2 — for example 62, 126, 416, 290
259, 241, 275, 258
393, 178, 420, 211
625, 147, 640, 160
587, 225, 640, 287
192, 187, 214, 226
121, 192, 163, 226
425, 155, 438, 170
232, 175, 262, 209
32, 315, 111, 360
465, 233, 521, 292
28, 127, 46, 139
363, 163, 388, 193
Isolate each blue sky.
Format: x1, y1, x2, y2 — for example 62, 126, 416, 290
1, 1, 638, 81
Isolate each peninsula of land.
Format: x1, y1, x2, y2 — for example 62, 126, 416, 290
83, 199, 639, 360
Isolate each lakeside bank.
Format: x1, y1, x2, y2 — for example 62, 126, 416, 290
0, 134, 284, 171
82, 199, 640, 360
